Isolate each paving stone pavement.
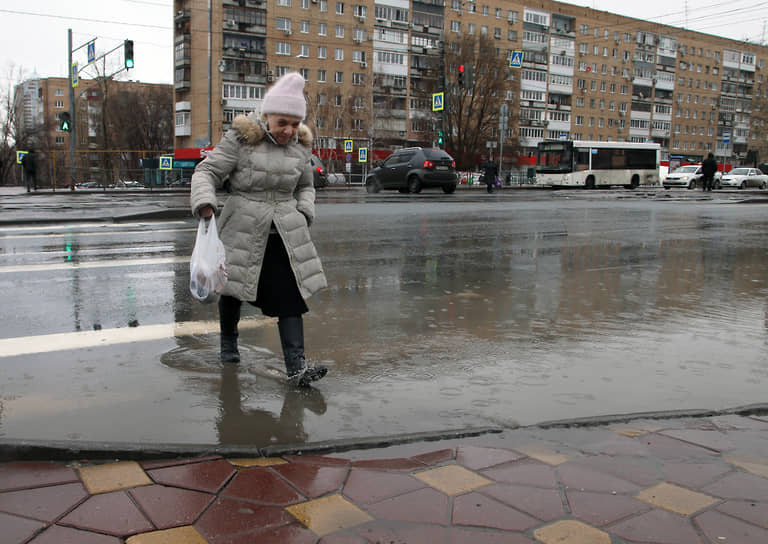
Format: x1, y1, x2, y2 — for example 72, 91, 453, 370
2, 414, 768, 543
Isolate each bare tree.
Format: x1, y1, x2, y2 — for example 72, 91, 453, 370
442, 34, 518, 170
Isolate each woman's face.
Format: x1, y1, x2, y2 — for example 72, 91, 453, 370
266, 114, 302, 145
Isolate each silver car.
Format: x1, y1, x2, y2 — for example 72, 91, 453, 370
719, 168, 768, 189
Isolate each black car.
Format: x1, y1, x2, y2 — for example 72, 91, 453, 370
365, 147, 458, 194
310, 154, 328, 189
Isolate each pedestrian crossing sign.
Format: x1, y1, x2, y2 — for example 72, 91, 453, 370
358, 148, 368, 162
344, 140, 354, 153
432, 92, 444, 112
159, 156, 173, 170
509, 51, 523, 68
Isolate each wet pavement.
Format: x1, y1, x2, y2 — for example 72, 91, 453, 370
2, 413, 768, 543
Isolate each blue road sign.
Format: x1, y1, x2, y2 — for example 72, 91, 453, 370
159, 156, 173, 170
358, 148, 368, 162
87, 42, 96, 64
71, 63, 79, 87
509, 51, 523, 68
432, 92, 444, 112
344, 139, 354, 153
16, 151, 28, 164
722, 130, 731, 144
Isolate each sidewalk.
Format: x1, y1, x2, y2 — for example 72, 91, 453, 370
2, 411, 768, 543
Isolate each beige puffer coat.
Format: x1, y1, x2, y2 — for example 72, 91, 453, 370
190, 113, 327, 302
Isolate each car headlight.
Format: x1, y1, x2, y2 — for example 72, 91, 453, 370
680, 176, 689, 180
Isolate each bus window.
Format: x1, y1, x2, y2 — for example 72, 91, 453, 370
626, 149, 657, 169
574, 148, 590, 171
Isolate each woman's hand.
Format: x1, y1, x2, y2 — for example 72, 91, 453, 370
199, 205, 214, 218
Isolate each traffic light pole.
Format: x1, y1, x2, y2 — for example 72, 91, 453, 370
68, 29, 76, 190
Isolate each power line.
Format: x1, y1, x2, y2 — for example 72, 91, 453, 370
0, 8, 170, 30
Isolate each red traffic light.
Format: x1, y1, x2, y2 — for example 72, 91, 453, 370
458, 64, 465, 73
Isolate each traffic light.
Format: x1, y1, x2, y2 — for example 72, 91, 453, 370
124, 40, 134, 69
438, 131, 444, 145
464, 65, 474, 89
457, 64, 465, 88
60, 111, 71, 132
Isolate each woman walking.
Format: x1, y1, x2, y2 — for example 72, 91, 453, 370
190, 72, 327, 386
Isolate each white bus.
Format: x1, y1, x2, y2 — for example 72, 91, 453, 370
536, 140, 661, 189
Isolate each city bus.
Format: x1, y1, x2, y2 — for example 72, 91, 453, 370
535, 140, 661, 189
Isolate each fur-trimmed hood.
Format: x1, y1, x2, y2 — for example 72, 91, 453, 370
231, 112, 313, 147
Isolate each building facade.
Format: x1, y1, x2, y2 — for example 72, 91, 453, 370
173, 0, 768, 168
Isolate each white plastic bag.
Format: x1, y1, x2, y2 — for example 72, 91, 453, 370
189, 215, 227, 304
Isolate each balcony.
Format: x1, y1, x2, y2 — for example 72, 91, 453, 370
175, 80, 191, 91
174, 9, 191, 24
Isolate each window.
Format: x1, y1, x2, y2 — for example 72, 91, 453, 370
319, 0, 327, 11
55, 88, 64, 96
318, 46, 326, 58
318, 69, 326, 82
336, 2, 344, 14
334, 71, 343, 83
54, 100, 64, 108
335, 48, 344, 61
276, 17, 291, 31
352, 118, 365, 130
276, 42, 291, 55
300, 20, 309, 33
277, 0, 290, 5
318, 23, 327, 36
336, 24, 344, 38
298, 44, 309, 57
335, 94, 343, 106
353, 5, 366, 17
451, 21, 461, 33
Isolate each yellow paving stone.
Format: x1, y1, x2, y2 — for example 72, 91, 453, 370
635, 482, 719, 516
78, 461, 152, 494
286, 494, 373, 537
534, 520, 611, 544
228, 457, 287, 468
514, 444, 570, 466
612, 427, 650, 438
126, 526, 208, 544
724, 452, 768, 479
413, 464, 492, 496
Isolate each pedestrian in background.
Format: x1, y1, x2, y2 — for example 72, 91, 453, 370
702, 152, 718, 192
483, 159, 499, 194
190, 72, 328, 387
22, 149, 37, 192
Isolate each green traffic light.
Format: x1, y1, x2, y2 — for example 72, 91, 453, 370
125, 58, 134, 69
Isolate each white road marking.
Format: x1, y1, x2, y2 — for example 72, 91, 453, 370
0, 227, 195, 241
0, 256, 190, 274
0, 318, 273, 358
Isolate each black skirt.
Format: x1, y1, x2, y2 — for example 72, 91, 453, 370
251, 232, 308, 317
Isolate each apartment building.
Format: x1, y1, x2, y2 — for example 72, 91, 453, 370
173, 0, 768, 166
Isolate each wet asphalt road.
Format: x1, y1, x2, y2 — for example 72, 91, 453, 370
1, 187, 767, 446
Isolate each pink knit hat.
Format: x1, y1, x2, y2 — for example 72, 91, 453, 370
261, 72, 307, 119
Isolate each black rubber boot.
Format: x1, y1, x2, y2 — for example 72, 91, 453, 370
278, 316, 327, 387
219, 296, 242, 363
220, 334, 240, 363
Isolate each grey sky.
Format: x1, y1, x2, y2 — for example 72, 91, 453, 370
0, 0, 765, 87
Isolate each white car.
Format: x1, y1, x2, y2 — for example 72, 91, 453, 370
662, 165, 721, 190
719, 168, 768, 189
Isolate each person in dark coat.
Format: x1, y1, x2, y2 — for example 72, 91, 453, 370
483, 159, 499, 194
701, 152, 718, 192
22, 149, 37, 192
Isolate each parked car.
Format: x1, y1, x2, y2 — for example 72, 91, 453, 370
115, 180, 143, 188
75, 181, 105, 190
310, 154, 328, 189
365, 147, 458, 194
719, 167, 768, 189
662, 165, 721, 190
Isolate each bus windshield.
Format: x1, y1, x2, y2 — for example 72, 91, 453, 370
536, 142, 573, 173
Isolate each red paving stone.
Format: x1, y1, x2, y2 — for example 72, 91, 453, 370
2, 414, 768, 543
715, 500, 768, 529
481, 458, 559, 488
27, 525, 122, 544
0, 482, 87, 522
0, 461, 78, 492
271, 462, 348, 498
452, 491, 539, 531
128, 484, 215, 529
695, 509, 768, 543
147, 459, 235, 494
481, 483, 566, 521
0, 511, 46, 544
565, 489, 651, 526
607, 508, 706, 544
221, 467, 305, 505
342, 468, 425, 504
195, 497, 294, 541
58, 491, 154, 537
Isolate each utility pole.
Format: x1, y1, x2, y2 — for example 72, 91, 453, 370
499, 103, 508, 181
